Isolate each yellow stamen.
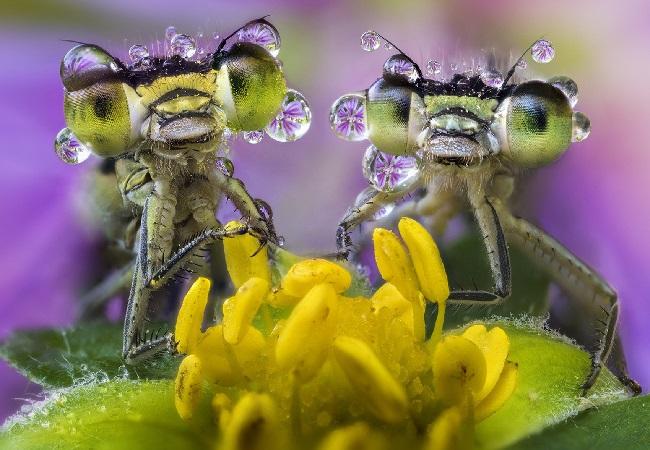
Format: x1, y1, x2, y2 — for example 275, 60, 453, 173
475, 360, 518, 421
333, 336, 408, 423
372, 228, 420, 302
282, 258, 352, 298
222, 277, 269, 345
433, 335, 486, 406
398, 217, 450, 303
174, 354, 203, 420
370, 282, 415, 334
317, 423, 378, 450
425, 406, 471, 450
174, 277, 210, 354
212, 392, 232, 431
462, 325, 510, 402
275, 283, 338, 383
223, 221, 271, 289
223, 393, 282, 450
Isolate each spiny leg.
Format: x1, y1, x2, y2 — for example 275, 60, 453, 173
446, 196, 512, 304
211, 164, 279, 246
492, 199, 640, 395
336, 187, 417, 259
122, 196, 249, 364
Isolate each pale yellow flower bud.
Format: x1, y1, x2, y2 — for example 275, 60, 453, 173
333, 336, 408, 423
174, 354, 203, 420
223, 220, 271, 289
398, 217, 449, 303
372, 228, 420, 301
276, 283, 338, 383
223, 277, 269, 345
174, 277, 210, 354
223, 393, 282, 450
282, 258, 352, 297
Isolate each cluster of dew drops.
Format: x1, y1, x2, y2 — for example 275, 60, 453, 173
55, 22, 311, 166
330, 31, 588, 202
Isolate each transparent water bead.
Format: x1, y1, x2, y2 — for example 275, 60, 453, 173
55, 128, 90, 164
549, 75, 578, 107
571, 112, 591, 142
238, 21, 281, 57
265, 89, 311, 142
165, 26, 177, 42
215, 157, 234, 177
362, 145, 419, 193
128, 44, 149, 64
243, 130, 264, 144
360, 31, 381, 52
384, 54, 419, 83
330, 94, 368, 141
426, 60, 442, 75
479, 69, 504, 88
531, 39, 555, 63
170, 34, 196, 59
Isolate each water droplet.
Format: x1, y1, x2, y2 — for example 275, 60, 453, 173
238, 21, 281, 57
426, 59, 441, 75
449, 62, 459, 71
479, 69, 504, 88
277, 236, 285, 247
243, 130, 264, 144
215, 157, 234, 176
383, 54, 420, 83
516, 59, 528, 69
254, 199, 273, 222
170, 34, 196, 59
549, 75, 578, 107
165, 26, 177, 42
128, 44, 149, 64
531, 39, 555, 63
360, 31, 381, 52
266, 89, 311, 142
55, 128, 90, 164
330, 94, 368, 141
362, 145, 419, 193
571, 112, 590, 142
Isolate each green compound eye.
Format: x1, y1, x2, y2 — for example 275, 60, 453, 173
213, 42, 287, 131
366, 78, 426, 156
64, 82, 134, 157
503, 80, 573, 167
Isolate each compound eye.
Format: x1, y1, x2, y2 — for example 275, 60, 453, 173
213, 42, 287, 131
365, 78, 426, 155
499, 80, 573, 167
60, 44, 123, 92
64, 82, 138, 157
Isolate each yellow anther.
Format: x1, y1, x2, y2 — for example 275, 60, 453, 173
462, 325, 510, 402
194, 325, 265, 385
317, 423, 379, 450
398, 217, 450, 303
223, 220, 271, 289
333, 336, 408, 423
433, 335, 486, 406
223, 393, 282, 450
282, 258, 352, 297
276, 283, 338, 383
174, 277, 210, 354
223, 277, 269, 345
372, 228, 420, 301
371, 282, 415, 334
475, 360, 518, 422
212, 392, 232, 431
425, 406, 470, 450
174, 354, 203, 421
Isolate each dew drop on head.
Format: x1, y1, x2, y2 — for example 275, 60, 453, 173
265, 90, 312, 142
55, 128, 91, 164
330, 94, 368, 142
531, 39, 555, 63
360, 31, 381, 52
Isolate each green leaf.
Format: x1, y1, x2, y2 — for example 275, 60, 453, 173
0, 380, 213, 450
474, 320, 630, 449
506, 395, 650, 450
442, 231, 551, 329
0, 324, 178, 388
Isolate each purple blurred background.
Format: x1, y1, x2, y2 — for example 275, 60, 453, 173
1, 0, 649, 421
